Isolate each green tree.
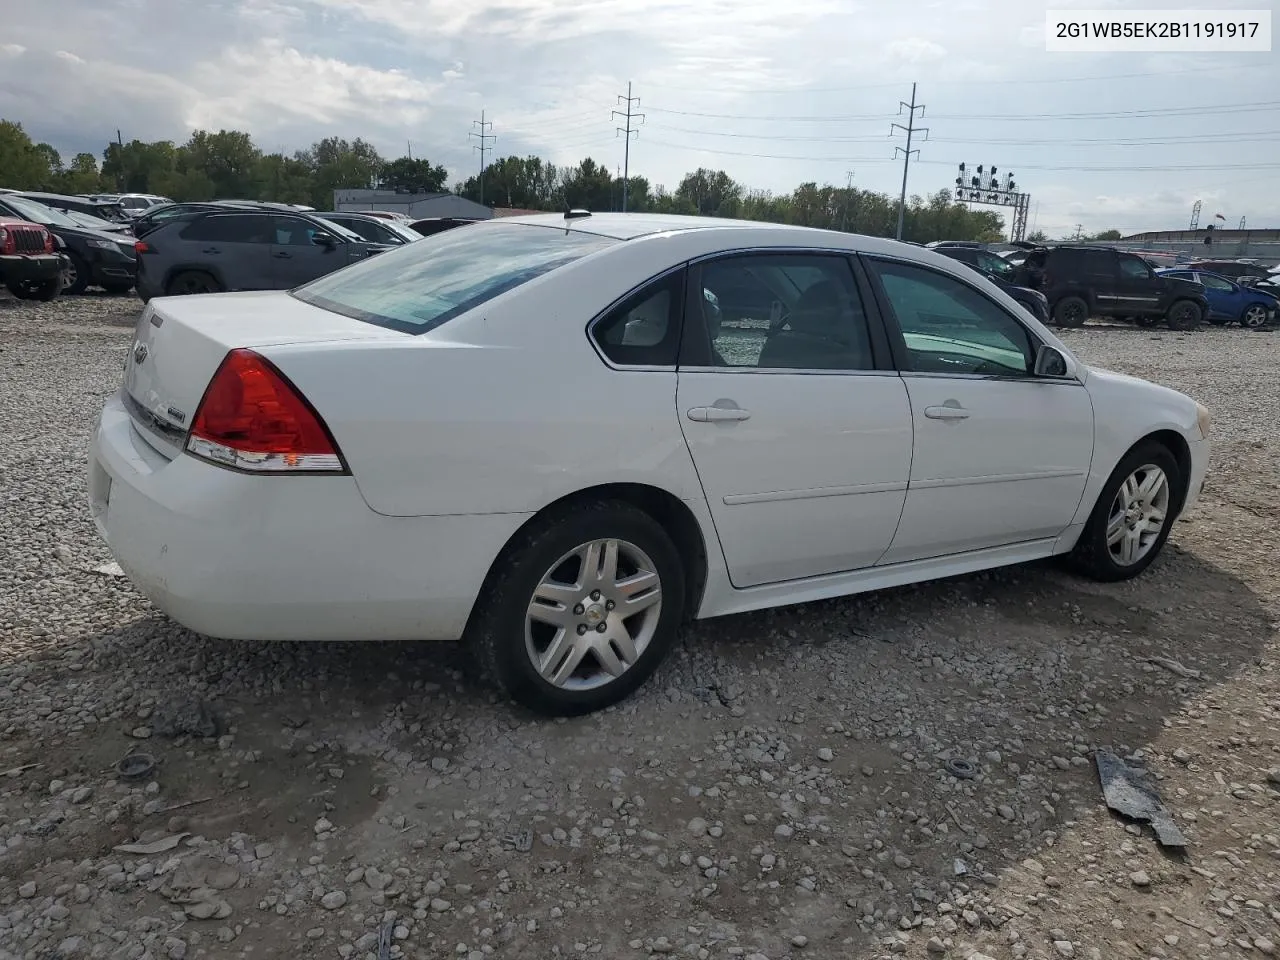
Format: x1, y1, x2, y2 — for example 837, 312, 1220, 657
674, 168, 742, 216
1026, 229, 1049, 243
57, 153, 103, 194
102, 139, 179, 193
182, 129, 261, 198
1087, 228, 1123, 241
559, 158, 615, 212
300, 137, 383, 209
378, 156, 448, 194
0, 120, 56, 189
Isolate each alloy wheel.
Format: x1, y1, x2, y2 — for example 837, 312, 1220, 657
1242, 305, 1268, 328
1105, 464, 1171, 567
524, 538, 663, 691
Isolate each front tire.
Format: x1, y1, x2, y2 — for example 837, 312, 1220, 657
6, 276, 62, 301
1068, 442, 1181, 583
468, 500, 686, 716
1166, 299, 1202, 331
63, 252, 90, 295
1240, 303, 1269, 329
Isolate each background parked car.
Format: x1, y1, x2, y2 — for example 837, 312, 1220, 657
0, 195, 136, 294
97, 193, 173, 218
409, 217, 481, 237
0, 215, 65, 301
133, 208, 388, 302
1157, 268, 1278, 328
1009, 245, 1207, 330
1188, 259, 1271, 282
131, 200, 298, 238
15, 192, 130, 224
928, 243, 1050, 324
316, 212, 422, 246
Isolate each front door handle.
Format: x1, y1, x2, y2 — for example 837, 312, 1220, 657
201, 247, 220, 254
924, 404, 970, 421
273, 251, 293, 259
687, 406, 751, 423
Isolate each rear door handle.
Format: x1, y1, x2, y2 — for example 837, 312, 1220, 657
924, 404, 970, 421
201, 247, 220, 254
273, 251, 293, 259
687, 406, 751, 422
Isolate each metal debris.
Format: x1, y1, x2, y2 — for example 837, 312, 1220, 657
377, 920, 393, 960
503, 829, 534, 852
1147, 655, 1201, 680
1095, 748, 1187, 848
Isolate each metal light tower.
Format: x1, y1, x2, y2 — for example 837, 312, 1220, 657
953, 163, 1031, 242
1189, 200, 1202, 230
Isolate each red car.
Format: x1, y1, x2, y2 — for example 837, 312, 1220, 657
0, 216, 66, 301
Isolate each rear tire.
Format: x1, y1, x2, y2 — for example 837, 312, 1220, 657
63, 253, 90, 295
1067, 441, 1182, 583
1052, 295, 1088, 328
467, 500, 686, 716
166, 270, 222, 296
5, 276, 62, 301
1166, 299, 1202, 331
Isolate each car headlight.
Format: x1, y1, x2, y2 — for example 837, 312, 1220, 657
1195, 402, 1211, 440
87, 239, 117, 250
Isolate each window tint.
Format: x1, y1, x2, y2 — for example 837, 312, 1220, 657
870, 259, 1036, 377
977, 251, 1015, 281
1118, 255, 1152, 279
694, 255, 874, 371
591, 271, 683, 366
1200, 273, 1233, 291
292, 221, 618, 335
1057, 249, 1114, 276
179, 214, 273, 243
274, 216, 329, 246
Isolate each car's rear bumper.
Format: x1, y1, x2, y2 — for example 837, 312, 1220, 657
88, 391, 529, 642
1, 253, 65, 283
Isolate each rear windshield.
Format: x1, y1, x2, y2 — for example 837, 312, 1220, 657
292, 222, 618, 334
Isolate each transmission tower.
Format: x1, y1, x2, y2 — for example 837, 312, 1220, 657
890, 83, 927, 241
1189, 199, 1201, 230
613, 82, 644, 212
469, 111, 496, 206
1239, 216, 1246, 230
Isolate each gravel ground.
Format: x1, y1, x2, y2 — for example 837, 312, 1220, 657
1, 293, 1278, 960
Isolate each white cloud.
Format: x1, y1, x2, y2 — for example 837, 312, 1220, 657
0, 0, 1275, 236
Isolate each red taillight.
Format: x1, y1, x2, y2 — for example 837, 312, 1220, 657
185, 349, 346, 474
134, 240, 151, 255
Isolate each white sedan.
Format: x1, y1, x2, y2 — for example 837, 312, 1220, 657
88, 213, 1211, 715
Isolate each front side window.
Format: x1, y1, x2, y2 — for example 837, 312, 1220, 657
977, 250, 1015, 281
293, 221, 618, 335
869, 259, 1035, 377
1118, 255, 1152, 279
1200, 273, 1234, 291
692, 254, 875, 371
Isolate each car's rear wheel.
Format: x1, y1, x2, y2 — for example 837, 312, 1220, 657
1067, 442, 1181, 583
6, 276, 62, 301
166, 270, 222, 296
1240, 304, 1269, 328
1166, 299, 1202, 330
469, 500, 686, 716
1052, 295, 1088, 328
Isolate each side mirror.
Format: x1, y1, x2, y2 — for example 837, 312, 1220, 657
1034, 344, 1074, 379
312, 231, 338, 247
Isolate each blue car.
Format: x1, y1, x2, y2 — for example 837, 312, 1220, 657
1156, 268, 1278, 328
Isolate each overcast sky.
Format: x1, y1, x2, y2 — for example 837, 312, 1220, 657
1, 0, 1276, 238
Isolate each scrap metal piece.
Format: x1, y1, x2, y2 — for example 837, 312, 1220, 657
1095, 749, 1187, 848
503, 829, 534, 852
377, 920, 393, 960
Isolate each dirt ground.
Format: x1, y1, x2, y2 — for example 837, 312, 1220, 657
0, 293, 1277, 960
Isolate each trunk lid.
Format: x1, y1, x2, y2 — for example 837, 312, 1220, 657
123, 290, 404, 459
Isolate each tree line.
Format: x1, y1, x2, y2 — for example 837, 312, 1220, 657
1, 119, 1016, 242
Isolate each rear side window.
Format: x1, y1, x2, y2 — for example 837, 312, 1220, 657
293, 222, 618, 334
180, 214, 272, 243
591, 271, 684, 366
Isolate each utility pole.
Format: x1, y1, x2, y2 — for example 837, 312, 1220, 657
840, 170, 854, 232
1189, 199, 1202, 230
407, 141, 413, 161
469, 111, 496, 206
890, 83, 927, 241
1239, 215, 1246, 230
613, 82, 644, 212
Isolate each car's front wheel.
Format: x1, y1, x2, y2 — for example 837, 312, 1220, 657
1052, 295, 1088, 328
1166, 299, 1202, 330
469, 500, 686, 716
1240, 304, 1269, 329
6, 276, 62, 301
1068, 442, 1181, 582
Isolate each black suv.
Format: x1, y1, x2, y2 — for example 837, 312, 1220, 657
133, 208, 389, 302
0, 194, 137, 294
1010, 245, 1208, 330
927, 243, 1050, 324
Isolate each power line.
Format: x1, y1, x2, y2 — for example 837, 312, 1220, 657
891, 83, 927, 241
469, 110, 496, 205
613, 81, 644, 212
635, 62, 1249, 95
641, 98, 1280, 123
